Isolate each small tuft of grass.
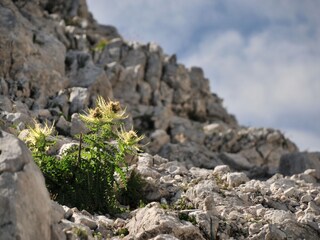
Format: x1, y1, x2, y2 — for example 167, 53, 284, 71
93, 39, 109, 52
172, 197, 194, 210
73, 227, 88, 240
178, 212, 197, 225
116, 228, 129, 237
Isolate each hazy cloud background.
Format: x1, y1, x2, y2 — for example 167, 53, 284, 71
87, 0, 320, 151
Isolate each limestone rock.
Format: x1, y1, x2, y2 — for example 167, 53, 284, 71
203, 122, 228, 135
226, 172, 249, 187
149, 234, 180, 240
205, 127, 298, 172
0, 95, 12, 112
72, 213, 97, 230
126, 203, 205, 240
219, 152, 254, 170
0, 0, 67, 108
213, 165, 231, 175
160, 142, 223, 169
70, 113, 89, 136
279, 152, 320, 179
0, 131, 51, 240
149, 129, 170, 153
69, 87, 90, 115
65, 50, 113, 101
56, 115, 71, 135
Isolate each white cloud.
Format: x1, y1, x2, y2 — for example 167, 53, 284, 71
182, 26, 320, 122
182, 24, 320, 150
87, 0, 320, 151
284, 129, 320, 152
87, 0, 214, 54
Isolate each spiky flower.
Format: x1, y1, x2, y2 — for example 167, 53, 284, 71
92, 107, 103, 118
117, 126, 144, 152
80, 96, 127, 124
24, 121, 54, 148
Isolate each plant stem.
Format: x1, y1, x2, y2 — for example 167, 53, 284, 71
78, 133, 82, 165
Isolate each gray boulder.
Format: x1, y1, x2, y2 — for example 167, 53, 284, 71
65, 50, 113, 101
279, 152, 320, 179
126, 202, 205, 240
69, 87, 90, 115
0, 131, 52, 240
160, 142, 223, 169
0, 0, 67, 108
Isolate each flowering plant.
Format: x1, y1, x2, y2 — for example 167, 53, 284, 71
23, 96, 144, 213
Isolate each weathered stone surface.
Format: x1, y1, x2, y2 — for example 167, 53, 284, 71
205, 127, 298, 173
48, 90, 70, 118
226, 172, 249, 187
96, 38, 123, 65
126, 203, 205, 240
145, 43, 163, 91
160, 142, 223, 169
279, 152, 320, 179
149, 129, 170, 153
219, 152, 254, 170
69, 87, 90, 115
70, 113, 89, 136
65, 50, 113, 101
169, 116, 205, 144
0, 95, 12, 112
72, 213, 98, 230
0, 131, 51, 240
56, 115, 71, 135
0, 0, 67, 108
149, 234, 180, 240
2, 143, 316, 239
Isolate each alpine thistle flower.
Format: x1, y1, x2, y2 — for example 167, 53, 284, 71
117, 126, 144, 152
80, 96, 127, 124
24, 121, 54, 146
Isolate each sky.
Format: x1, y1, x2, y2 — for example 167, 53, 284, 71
87, 0, 320, 151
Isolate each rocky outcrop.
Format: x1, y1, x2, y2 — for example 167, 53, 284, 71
126, 202, 205, 240
29, 153, 320, 239
0, 0, 301, 177
0, 0, 68, 109
204, 126, 298, 174
280, 152, 320, 179
0, 131, 52, 240
0, 130, 306, 239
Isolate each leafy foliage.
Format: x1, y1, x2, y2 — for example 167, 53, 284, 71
117, 170, 147, 209
115, 228, 129, 237
172, 196, 194, 210
93, 39, 109, 52
23, 97, 144, 214
178, 212, 197, 225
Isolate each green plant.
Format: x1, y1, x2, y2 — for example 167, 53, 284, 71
172, 197, 194, 210
178, 212, 197, 225
93, 39, 109, 52
73, 227, 88, 240
117, 170, 147, 209
139, 199, 146, 208
115, 228, 129, 237
93, 231, 103, 240
23, 97, 143, 214
214, 174, 229, 190
160, 203, 170, 210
